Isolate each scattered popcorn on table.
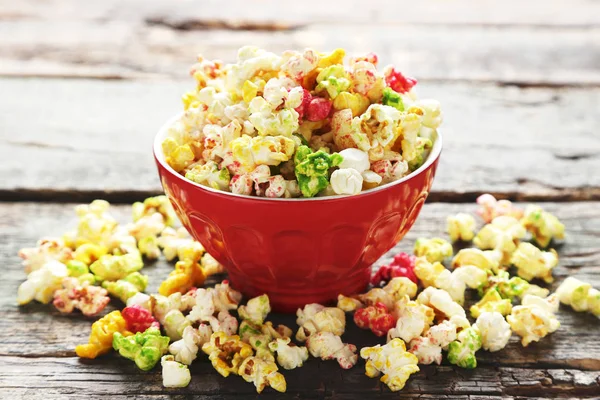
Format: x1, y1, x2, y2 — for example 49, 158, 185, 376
102, 272, 148, 303
76, 310, 132, 359
306, 331, 358, 369
354, 302, 396, 336
479, 270, 530, 301
127, 292, 152, 310
17, 260, 69, 305
447, 213, 476, 242
414, 237, 453, 263
556, 277, 600, 317
161, 355, 191, 388
269, 337, 309, 370
510, 242, 558, 283
407, 317, 467, 365
65, 260, 96, 284
476, 194, 523, 223
416, 287, 466, 319
360, 338, 419, 392
470, 289, 512, 318
122, 304, 160, 333
90, 254, 143, 282
296, 304, 346, 341
447, 326, 482, 369
53, 277, 110, 316
132, 195, 177, 228
473, 216, 526, 264
239, 356, 287, 393
388, 295, 435, 343
474, 311, 511, 352
169, 325, 211, 365
18, 238, 73, 273
521, 205, 565, 248
73, 243, 108, 267
113, 327, 170, 371
337, 294, 364, 312
371, 252, 418, 286
163, 309, 192, 341
451, 248, 502, 274
202, 332, 253, 377
238, 294, 271, 325
507, 294, 560, 346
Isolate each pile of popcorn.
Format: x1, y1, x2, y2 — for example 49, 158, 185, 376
162, 47, 441, 198
16, 194, 599, 393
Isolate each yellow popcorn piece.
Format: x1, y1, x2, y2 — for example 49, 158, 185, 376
359, 104, 402, 150
556, 277, 600, 317
447, 213, 476, 242
202, 332, 253, 377
522, 205, 565, 248
158, 259, 206, 296
90, 253, 143, 282
395, 111, 421, 163
451, 248, 502, 274
414, 257, 446, 288
337, 294, 363, 312
158, 227, 204, 262
231, 134, 296, 172
74, 243, 108, 266
239, 356, 287, 393
317, 48, 346, 68
360, 339, 419, 392
185, 161, 231, 191
382, 277, 418, 301
510, 242, 558, 283
242, 80, 259, 103
470, 289, 512, 318
473, 216, 526, 264
295, 304, 346, 342
163, 138, 195, 173
64, 200, 118, 249
388, 296, 435, 343
75, 310, 132, 359
333, 92, 370, 117
414, 237, 453, 263
507, 294, 560, 347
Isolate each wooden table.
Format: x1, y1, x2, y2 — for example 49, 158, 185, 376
1, 1, 599, 398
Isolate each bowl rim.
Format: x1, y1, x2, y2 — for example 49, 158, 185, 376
154, 112, 443, 202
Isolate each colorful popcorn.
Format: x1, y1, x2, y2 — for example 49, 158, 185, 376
239, 356, 287, 393
470, 289, 513, 318
202, 332, 253, 377
158, 260, 205, 296
163, 309, 192, 341
556, 277, 600, 317
238, 294, 271, 325
371, 252, 418, 286
408, 315, 471, 364
521, 205, 565, 248
76, 310, 132, 359
52, 277, 110, 316
478, 270, 530, 301
102, 272, 148, 303
358, 277, 418, 310
268, 337, 309, 370
474, 312, 511, 352
388, 295, 435, 343
90, 254, 143, 282
113, 327, 170, 371
507, 294, 560, 346
510, 242, 558, 283
354, 302, 396, 337
18, 238, 73, 274
447, 213, 476, 242
161, 47, 441, 198
476, 194, 523, 223
121, 305, 160, 333
451, 248, 502, 274
447, 326, 482, 369
132, 195, 178, 228
360, 338, 419, 392
161, 355, 191, 388
296, 304, 346, 341
473, 216, 526, 264
17, 260, 69, 305
306, 331, 358, 369
169, 325, 212, 365
413, 237, 453, 263
337, 294, 364, 312
416, 287, 467, 319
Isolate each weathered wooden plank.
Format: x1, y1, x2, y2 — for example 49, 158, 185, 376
2, 78, 600, 201
1, 18, 598, 84
1, 202, 599, 373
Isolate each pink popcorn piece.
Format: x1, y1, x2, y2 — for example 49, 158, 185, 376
122, 305, 160, 333
384, 67, 417, 94
371, 252, 418, 286
476, 194, 523, 223
295, 89, 313, 121
306, 98, 332, 122
351, 53, 378, 66
52, 278, 110, 317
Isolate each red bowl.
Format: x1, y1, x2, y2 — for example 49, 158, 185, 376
154, 115, 442, 312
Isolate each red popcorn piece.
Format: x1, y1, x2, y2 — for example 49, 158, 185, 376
122, 305, 160, 333
353, 302, 396, 337
53, 278, 110, 317
371, 252, 418, 286
306, 98, 332, 122
294, 89, 312, 120
384, 67, 417, 94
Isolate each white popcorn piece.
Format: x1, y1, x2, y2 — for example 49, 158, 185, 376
408, 336, 442, 365
157, 227, 197, 262
151, 292, 184, 324
507, 294, 560, 347
126, 292, 152, 311
127, 212, 166, 241
161, 355, 191, 388
169, 325, 212, 365
338, 148, 370, 172
17, 260, 69, 305
206, 310, 239, 336
296, 304, 346, 341
238, 294, 271, 325
163, 309, 192, 341
18, 238, 73, 274
556, 277, 600, 317
474, 216, 526, 263
510, 242, 558, 283
360, 338, 420, 392
388, 296, 435, 343
416, 287, 467, 319
447, 213, 476, 242
306, 332, 357, 369
474, 312, 512, 352
268, 337, 309, 370
330, 168, 364, 195
415, 258, 487, 304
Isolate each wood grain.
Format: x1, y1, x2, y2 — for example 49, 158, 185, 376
0, 1, 599, 83
2, 78, 600, 202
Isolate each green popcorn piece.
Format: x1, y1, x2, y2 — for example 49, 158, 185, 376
294, 145, 344, 197
478, 270, 530, 300
66, 260, 96, 285
470, 289, 512, 318
102, 272, 148, 303
238, 294, 271, 325
90, 254, 143, 282
113, 327, 170, 371
315, 65, 351, 99
447, 326, 482, 369
239, 320, 263, 342
382, 87, 405, 111
408, 137, 433, 171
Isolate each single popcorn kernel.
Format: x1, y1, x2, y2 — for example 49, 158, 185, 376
113, 327, 170, 371
521, 205, 565, 248
202, 332, 253, 377
53, 277, 110, 317
556, 277, 600, 318
510, 242, 558, 283
447, 213, 476, 242
414, 238, 453, 263
76, 310, 132, 359
239, 356, 287, 393
122, 305, 160, 333
360, 338, 419, 392
354, 302, 396, 337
